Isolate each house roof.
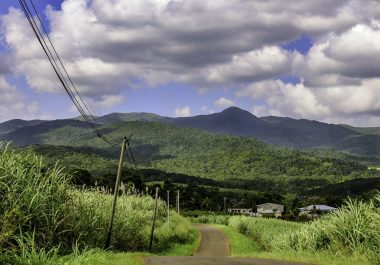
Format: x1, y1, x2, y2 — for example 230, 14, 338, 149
257, 203, 283, 207
299, 205, 338, 211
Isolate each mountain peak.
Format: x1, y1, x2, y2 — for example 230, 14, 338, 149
220, 106, 259, 119
222, 106, 245, 112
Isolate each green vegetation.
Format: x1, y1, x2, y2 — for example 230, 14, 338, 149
12, 120, 379, 202
8, 121, 375, 179
0, 142, 196, 264
277, 195, 380, 264
196, 194, 380, 265
227, 216, 302, 251
214, 225, 260, 256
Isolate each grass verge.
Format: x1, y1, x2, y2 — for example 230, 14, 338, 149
159, 225, 201, 256
216, 224, 370, 265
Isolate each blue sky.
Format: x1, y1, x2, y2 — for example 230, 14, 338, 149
1, 0, 380, 126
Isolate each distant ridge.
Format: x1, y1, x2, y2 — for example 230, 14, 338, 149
0, 119, 45, 135
2, 107, 380, 156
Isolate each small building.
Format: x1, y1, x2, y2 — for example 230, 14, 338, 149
227, 208, 253, 215
256, 203, 284, 217
299, 205, 338, 214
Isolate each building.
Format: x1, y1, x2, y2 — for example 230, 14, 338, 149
227, 208, 253, 215
256, 203, 284, 217
299, 205, 338, 216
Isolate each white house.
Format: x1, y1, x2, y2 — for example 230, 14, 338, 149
256, 203, 284, 217
227, 208, 253, 215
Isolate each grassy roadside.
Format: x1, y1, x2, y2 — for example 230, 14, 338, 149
50, 225, 201, 265
0, 143, 200, 265
160, 225, 201, 256
215, 224, 370, 265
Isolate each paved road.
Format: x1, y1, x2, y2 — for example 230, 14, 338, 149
143, 224, 312, 265
194, 224, 230, 256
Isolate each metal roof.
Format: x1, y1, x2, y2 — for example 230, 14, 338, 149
299, 205, 338, 211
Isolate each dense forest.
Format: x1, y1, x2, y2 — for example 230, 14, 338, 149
6, 120, 377, 214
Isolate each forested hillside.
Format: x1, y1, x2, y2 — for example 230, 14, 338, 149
3, 107, 380, 157
1, 119, 375, 193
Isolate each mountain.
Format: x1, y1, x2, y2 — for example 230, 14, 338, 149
13, 120, 374, 185
0, 119, 89, 146
170, 107, 270, 136
341, 124, 380, 136
169, 107, 360, 150
0, 119, 45, 135
1, 112, 379, 196
96, 112, 168, 124
260, 118, 356, 149
2, 107, 380, 157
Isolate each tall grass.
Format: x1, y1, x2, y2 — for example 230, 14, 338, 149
218, 195, 380, 264
228, 216, 303, 251
276, 194, 380, 264
0, 142, 195, 263
193, 215, 230, 225
0, 142, 70, 252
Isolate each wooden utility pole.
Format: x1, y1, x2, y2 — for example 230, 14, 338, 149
149, 187, 159, 251
104, 137, 128, 249
167, 190, 170, 221
224, 197, 227, 213
176, 190, 180, 214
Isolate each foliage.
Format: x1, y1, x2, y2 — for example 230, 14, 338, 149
214, 194, 380, 265
0, 142, 195, 264
11, 121, 375, 183
276, 193, 380, 264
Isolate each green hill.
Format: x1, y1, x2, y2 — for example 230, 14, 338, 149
6, 120, 376, 189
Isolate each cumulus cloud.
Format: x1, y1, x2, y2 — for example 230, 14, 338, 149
214, 97, 235, 108
207, 46, 292, 84
2, 0, 368, 94
1, 0, 380, 124
238, 77, 380, 124
175, 106, 192, 117
238, 80, 330, 119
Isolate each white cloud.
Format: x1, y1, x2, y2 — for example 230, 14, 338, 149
239, 80, 330, 119
1, 0, 368, 97
175, 106, 192, 117
0, 76, 50, 122
201, 105, 215, 114
2, 0, 380, 125
214, 97, 235, 108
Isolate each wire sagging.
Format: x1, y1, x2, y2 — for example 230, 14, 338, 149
18, 0, 116, 146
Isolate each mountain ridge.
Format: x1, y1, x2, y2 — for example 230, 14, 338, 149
2, 107, 380, 157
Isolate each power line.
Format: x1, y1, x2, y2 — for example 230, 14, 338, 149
18, 0, 116, 146
27, 0, 99, 126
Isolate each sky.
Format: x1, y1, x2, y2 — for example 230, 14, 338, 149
1, 0, 380, 126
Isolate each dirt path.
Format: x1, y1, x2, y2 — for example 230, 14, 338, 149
143, 224, 312, 265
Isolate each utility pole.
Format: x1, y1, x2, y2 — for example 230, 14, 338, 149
104, 137, 128, 249
176, 190, 180, 214
224, 197, 227, 213
149, 187, 159, 251
167, 190, 170, 221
